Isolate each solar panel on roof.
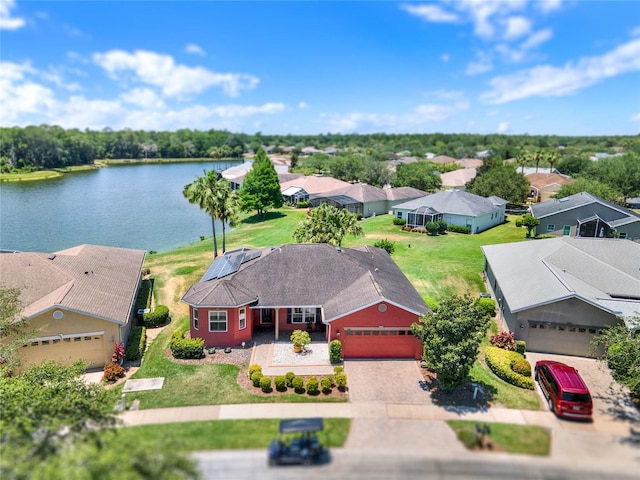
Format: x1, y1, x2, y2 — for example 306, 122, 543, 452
200, 256, 227, 282
218, 254, 243, 278
200, 248, 262, 282
242, 250, 262, 263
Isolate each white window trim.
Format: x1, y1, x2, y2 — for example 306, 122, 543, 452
239, 308, 246, 330
547, 224, 555, 231
292, 307, 316, 324
193, 308, 199, 330
208, 310, 228, 332
562, 225, 571, 236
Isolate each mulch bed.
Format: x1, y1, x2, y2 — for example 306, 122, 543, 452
166, 346, 348, 399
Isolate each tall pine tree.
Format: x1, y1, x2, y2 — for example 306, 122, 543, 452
238, 147, 283, 216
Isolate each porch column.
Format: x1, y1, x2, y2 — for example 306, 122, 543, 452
275, 309, 279, 342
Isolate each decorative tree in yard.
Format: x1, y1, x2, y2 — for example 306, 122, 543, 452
411, 295, 490, 390
521, 213, 540, 238
0, 287, 38, 377
292, 204, 363, 247
238, 147, 283, 216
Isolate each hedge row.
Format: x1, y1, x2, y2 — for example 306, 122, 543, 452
446, 224, 472, 234
125, 326, 147, 361
142, 305, 170, 328
484, 346, 534, 390
170, 328, 204, 359
247, 364, 347, 395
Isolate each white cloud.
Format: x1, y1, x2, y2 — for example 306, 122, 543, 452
441, 53, 450, 62
185, 43, 205, 56
482, 37, 640, 104
497, 121, 509, 132
631, 113, 640, 122
0, 0, 25, 30
466, 51, 493, 75
401, 4, 459, 23
496, 28, 553, 62
537, 0, 563, 14
92, 49, 259, 97
504, 16, 531, 40
325, 99, 469, 133
298, 101, 310, 109
632, 26, 640, 37
120, 88, 165, 109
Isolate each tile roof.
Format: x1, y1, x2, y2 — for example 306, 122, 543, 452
280, 175, 351, 195
439, 168, 477, 188
482, 238, 640, 325
182, 243, 428, 321
429, 155, 458, 164
525, 172, 574, 189
393, 190, 505, 217
0, 244, 146, 324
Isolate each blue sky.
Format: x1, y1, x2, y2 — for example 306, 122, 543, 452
1, 0, 639, 135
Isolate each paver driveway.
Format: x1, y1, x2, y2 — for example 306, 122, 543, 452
344, 359, 432, 404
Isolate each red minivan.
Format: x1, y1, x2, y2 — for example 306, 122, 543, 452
534, 360, 593, 420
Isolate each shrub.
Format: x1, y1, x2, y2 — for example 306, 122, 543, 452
511, 358, 532, 377
393, 217, 406, 226
515, 218, 523, 228
321, 376, 332, 394
329, 340, 342, 364
476, 298, 496, 318
125, 326, 146, 361
251, 371, 263, 387
208, 347, 216, 355
296, 200, 311, 208
515, 340, 526, 356
248, 364, 262, 379
333, 365, 344, 374
306, 376, 320, 395
437, 219, 448, 234
425, 221, 439, 235
335, 373, 347, 391
373, 238, 396, 255
102, 362, 125, 383
489, 331, 516, 351
285, 371, 296, 387
274, 375, 287, 392
135, 279, 153, 317
142, 305, 170, 328
292, 376, 305, 393
170, 329, 204, 359
485, 346, 534, 389
260, 376, 272, 393
447, 224, 472, 234
111, 342, 125, 363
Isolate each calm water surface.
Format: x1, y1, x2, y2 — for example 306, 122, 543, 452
0, 161, 241, 253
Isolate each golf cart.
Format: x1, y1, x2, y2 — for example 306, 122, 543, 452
268, 418, 326, 466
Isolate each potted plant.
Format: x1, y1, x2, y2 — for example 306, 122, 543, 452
290, 329, 311, 353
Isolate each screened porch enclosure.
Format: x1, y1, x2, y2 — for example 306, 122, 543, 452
406, 206, 443, 228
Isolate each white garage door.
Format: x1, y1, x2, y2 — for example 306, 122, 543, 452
527, 322, 599, 357
23, 333, 106, 368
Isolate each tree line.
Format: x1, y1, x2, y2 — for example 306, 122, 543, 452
2, 124, 638, 173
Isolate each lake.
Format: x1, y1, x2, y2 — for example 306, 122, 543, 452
0, 161, 243, 254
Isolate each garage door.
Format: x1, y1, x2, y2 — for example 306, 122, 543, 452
23, 334, 106, 368
342, 328, 418, 358
526, 323, 599, 357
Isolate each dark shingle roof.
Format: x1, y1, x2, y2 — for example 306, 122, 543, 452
182, 244, 427, 321
531, 192, 640, 222
393, 190, 503, 217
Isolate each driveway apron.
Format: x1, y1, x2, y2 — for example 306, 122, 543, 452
344, 359, 432, 404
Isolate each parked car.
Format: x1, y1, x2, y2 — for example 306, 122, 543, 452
534, 360, 593, 420
268, 418, 326, 466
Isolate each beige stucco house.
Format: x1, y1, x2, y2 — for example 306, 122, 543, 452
1, 244, 146, 369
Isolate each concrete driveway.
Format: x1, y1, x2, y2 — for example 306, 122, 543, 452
344, 359, 432, 404
526, 352, 640, 430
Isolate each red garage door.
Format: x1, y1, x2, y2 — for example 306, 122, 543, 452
342, 328, 419, 358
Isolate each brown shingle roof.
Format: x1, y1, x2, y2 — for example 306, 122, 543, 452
280, 176, 350, 196
0, 244, 146, 324
182, 244, 427, 321
525, 172, 574, 189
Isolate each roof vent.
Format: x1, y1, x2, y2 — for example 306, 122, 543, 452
559, 197, 569, 202
47, 254, 56, 260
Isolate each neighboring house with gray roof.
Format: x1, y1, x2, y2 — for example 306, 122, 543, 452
482, 238, 640, 357
530, 192, 640, 240
392, 190, 507, 234
181, 243, 428, 359
0, 244, 146, 369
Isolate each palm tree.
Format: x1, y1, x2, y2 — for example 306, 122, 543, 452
212, 178, 239, 254
546, 149, 559, 174
516, 152, 528, 174
531, 149, 543, 173
183, 170, 224, 258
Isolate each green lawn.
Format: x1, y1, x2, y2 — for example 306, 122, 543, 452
447, 420, 551, 456
0, 165, 99, 182
137, 208, 537, 410
116, 418, 351, 450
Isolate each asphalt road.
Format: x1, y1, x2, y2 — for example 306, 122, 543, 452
193, 448, 638, 480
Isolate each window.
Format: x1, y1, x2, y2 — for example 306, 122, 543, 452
396, 211, 402, 219
291, 308, 315, 324
260, 309, 272, 324
209, 311, 228, 332
193, 308, 199, 330
547, 224, 555, 232
619, 232, 627, 239
239, 308, 246, 330
563, 225, 571, 236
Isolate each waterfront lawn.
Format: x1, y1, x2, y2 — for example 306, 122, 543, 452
0, 165, 99, 182
447, 420, 551, 456
116, 418, 351, 450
